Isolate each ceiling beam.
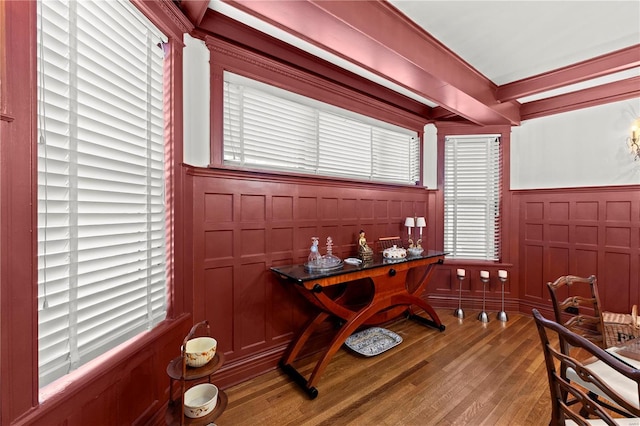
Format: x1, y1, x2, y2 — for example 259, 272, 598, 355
497, 45, 640, 102
179, 0, 209, 26
520, 76, 640, 121
222, 0, 520, 126
196, 11, 434, 120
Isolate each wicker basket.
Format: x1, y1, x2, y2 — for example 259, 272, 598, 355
603, 305, 639, 347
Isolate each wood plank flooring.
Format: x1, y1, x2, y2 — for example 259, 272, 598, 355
216, 309, 553, 426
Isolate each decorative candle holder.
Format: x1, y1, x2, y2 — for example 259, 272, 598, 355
404, 215, 426, 249
497, 270, 509, 322
478, 271, 490, 323
454, 269, 465, 319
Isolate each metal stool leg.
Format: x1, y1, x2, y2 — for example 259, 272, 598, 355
497, 270, 508, 322
478, 271, 489, 323
454, 269, 465, 319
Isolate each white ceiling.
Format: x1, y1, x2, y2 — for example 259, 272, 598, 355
388, 0, 640, 103
209, 0, 640, 108
390, 1, 640, 85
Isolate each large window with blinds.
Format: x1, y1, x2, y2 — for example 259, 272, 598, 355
223, 73, 421, 185
444, 135, 501, 260
37, 0, 167, 388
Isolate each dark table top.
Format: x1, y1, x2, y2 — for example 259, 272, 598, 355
270, 250, 447, 284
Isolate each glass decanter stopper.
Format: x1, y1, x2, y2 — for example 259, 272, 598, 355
323, 236, 341, 267
326, 236, 333, 255
308, 237, 321, 265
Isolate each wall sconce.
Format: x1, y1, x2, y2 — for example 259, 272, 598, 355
628, 119, 640, 161
405, 216, 426, 248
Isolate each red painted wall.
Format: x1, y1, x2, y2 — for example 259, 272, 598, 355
185, 173, 640, 392
514, 185, 640, 316
1, 1, 638, 425
1, 2, 196, 425
187, 167, 439, 387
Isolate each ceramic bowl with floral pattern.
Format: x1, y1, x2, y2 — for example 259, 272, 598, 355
184, 337, 217, 368
382, 245, 407, 259
184, 383, 218, 418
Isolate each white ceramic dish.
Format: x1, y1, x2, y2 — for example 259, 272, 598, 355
184, 383, 218, 418
184, 336, 217, 367
382, 245, 407, 259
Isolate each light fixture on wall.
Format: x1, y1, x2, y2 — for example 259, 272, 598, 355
628, 118, 640, 161
405, 215, 426, 248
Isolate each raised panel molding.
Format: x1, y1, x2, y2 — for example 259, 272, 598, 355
240, 194, 266, 222
204, 267, 234, 350
271, 227, 294, 253
339, 198, 358, 219
191, 167, 639, 390
320, 197, 339, 219
205, 192, 233, 222
190, 167, 436, 380
548, 201, 569, 220
525, 201, 544, 220
575, 225, 598, 245
236, 261, 269, 351
241, 229, 266, 256
272, 196, 294, 221
575, 201, 599, 220
515, 186, 640, 314
606, 200, 632, 221
205, 230, 233, 260
525, 223, 543, 241
548, 247, 570, 279
548, 224, 569, 243
605, 226, 631, 248
298, 197, 318, 219
575, 249, 599, 277
602, 252, 631, 312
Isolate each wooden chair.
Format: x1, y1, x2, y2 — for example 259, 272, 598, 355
547, 275, 606, 349
546, 275, 640, 417
533, 309, 640, 425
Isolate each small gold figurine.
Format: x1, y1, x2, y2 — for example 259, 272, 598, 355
358, 230, 373, 262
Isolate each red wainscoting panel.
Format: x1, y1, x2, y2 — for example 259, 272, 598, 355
515, 185, 640, 316
14, 315, 192, 426
188, 163, 639, 390
188, 166, 437, 387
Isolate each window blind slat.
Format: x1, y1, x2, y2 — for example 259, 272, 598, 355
444, 136, 501, 261
223, 72, 419, 185
37, 0, 166, 389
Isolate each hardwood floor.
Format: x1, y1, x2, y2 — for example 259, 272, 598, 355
216, 309, 553, 425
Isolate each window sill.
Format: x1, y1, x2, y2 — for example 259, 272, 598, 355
38, 313, 191, 403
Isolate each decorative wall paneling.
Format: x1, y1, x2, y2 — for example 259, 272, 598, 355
515, 185, 640, 316
1, 2, 38, 423
188, 166, 439, 387
14, 315, 191, 426
1, 2, 195, 425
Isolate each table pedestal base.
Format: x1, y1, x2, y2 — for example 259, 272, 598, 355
277, 255, 446, 398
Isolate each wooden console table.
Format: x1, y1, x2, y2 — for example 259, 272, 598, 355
270, 250, 447, 399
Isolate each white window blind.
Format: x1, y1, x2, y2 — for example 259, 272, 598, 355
223, 72, 420, 185
444, 135, 501, 260
37, 0, 167, 388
